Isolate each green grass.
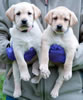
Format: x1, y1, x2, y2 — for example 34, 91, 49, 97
0, 73, 6, 100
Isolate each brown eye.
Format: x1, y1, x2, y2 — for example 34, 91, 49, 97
53, 17, 58, 20
16, 12, 21, 16
28, 12, 32, 15
64, 18, 68, 21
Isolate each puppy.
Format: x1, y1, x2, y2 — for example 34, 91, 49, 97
39, 6, 79, 98
6, 2, 42, 98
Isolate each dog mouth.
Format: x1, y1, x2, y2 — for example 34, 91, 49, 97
20, 25, 28, 30
18, 24, 33, 32
52, 25, 65, 34
55, 28, 64, 34
56, 29, 63, 32
19, 24, 30, 32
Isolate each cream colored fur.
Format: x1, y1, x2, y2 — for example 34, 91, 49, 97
6, 2, 42, 98
39, 7, 79, 98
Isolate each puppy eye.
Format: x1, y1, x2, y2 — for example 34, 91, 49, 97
16, 12, 21, 16
64, 18, 68, 21
28, 12, 32, 15
53, 17, 58, 20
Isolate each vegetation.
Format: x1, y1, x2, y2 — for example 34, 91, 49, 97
0, 73, 6, 100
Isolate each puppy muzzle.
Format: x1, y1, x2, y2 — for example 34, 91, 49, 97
20, 19, 28, 30
16, 24, 33, 32
54, 25, 69, 34
16, 20, 33, 32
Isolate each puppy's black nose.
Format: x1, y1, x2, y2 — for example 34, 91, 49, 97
57, 25, 62, 30
22, 19, 27, 24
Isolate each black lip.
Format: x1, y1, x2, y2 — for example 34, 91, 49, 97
20, 25, 28, 27
21, 30, 27, 32
56, 29, 63, 32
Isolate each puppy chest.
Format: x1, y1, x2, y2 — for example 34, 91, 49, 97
46, 31, 75, 49
12, 34, 41, 53
47, 35, 64, 47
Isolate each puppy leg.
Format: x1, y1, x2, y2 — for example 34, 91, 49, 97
31, 60, 42, 83
31, 75, 42, 84
39, 41, 50, 79
63, 49, 75, 81
32, 60, 39, 76
51, 66, 64, 98
13, 61, 21, 98
14, 49, 30, 81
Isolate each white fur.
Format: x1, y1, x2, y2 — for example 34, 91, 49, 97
10, 21, 42, 54
39, 7, 79, 98
40, 25, 79, 98
10, 21, 42, 98
6, 2, 42, 98
44, 25, 78, 49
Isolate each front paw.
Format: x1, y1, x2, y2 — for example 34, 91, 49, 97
13, 89, 21, 98
20, 71, 31, 81
51, 89, 59, 98
63, 70, 72, 81
40, 64, 50, 79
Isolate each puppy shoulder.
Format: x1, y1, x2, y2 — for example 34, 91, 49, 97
41, 26, 53, 44
42, 29, 49, 40
43, 25, 52, 35
68, 27, 79, 48
65, 27, 74, 38
68, 28, 78, 39
33, 21, 42, 32
9, 24, 17, 33
9, 27, 14, 36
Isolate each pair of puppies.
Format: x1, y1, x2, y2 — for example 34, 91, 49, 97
6, 2, 79, 98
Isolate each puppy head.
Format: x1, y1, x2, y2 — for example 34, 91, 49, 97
6, 2, 41, 31
45, 6, 78, 34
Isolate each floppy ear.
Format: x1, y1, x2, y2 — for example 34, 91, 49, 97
31, 4, 41, 20
69, 11, 78, 27
45, 10, 53, 25
6, 5, 15, 21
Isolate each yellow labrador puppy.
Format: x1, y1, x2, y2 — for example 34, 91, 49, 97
6, 2, 42, 98
39, 6, 79, 98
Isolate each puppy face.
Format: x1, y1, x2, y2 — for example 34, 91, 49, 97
45, 6, 78, 34
6, 2, 41, 31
